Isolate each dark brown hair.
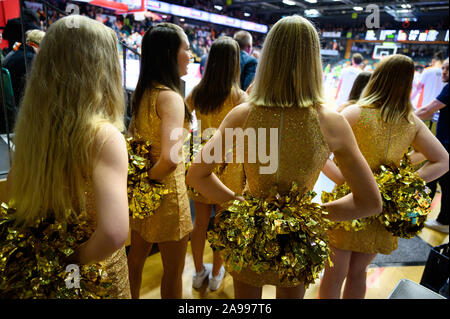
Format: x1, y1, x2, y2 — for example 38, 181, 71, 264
348, 71, 372, 102
191, 36, 241, 114
352, 53, 363, 65
132, 23, 192, 122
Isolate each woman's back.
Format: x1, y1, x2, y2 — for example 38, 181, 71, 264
243, 105, 330, 197
351, 106, 417, 171
194, 93, 238, 135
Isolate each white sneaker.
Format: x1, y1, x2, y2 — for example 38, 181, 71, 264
425, 219, 449, 234
192, 263, 212, 289
208, 266, 225, 291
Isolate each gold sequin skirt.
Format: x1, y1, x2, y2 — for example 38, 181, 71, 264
188, 162, 245, 206
130, 163, 192, 243
103, 247, 131, 298
328, 219, 398, 255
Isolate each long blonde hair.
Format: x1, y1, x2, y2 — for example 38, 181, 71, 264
11, 15, 125, 226
358, 54, 415, 124
249, 15, 324, 108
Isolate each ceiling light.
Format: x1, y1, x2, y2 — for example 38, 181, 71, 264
305, 9, 320, 16
305, 0, 318, 3
244, 12, 251, 17
353, 6, 363, 11
214, 5, 223, 10
282, 0, 296, 5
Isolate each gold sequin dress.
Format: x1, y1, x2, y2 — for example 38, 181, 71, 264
329, 107, 418, 254
84, 178, 131, 299
129, 85, 192, 243
228, 105, 330, 287
188, 93, 245, 206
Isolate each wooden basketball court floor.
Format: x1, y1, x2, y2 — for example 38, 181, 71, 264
137, 190, 448, 299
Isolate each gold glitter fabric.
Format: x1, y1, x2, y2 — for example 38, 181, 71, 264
322, 155, 432, 239
212, 105, 330, 287
0, 202, 113, 299
129, 85, 192, 243
187, 93, 245, 206
329, 107, 418, 254
243, 106, 330, 198
126, 137, 170, 219
208, 183, 332, 288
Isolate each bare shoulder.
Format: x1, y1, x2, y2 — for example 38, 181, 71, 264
157, 89, 184, 107
95, 123, 123, 146
234, 88, 249, 105
316, 104, 347, 133
221, 102, 252, 129
410, 112, 428, 134
339, 103, 362, 126
156, 89, 184, 117
94, 124, 127, 166
316, 104, 355, 152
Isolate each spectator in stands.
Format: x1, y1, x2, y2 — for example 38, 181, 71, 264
412, 51, 445, 111
335, 53, 363, 109
251, 47, 261, 60
199, 51, 208, 76
336, 71, 371, 113
233, 30, 257, 91
2, 29, 45, 110
2, 8, 40, 53
416, 57, 449, 234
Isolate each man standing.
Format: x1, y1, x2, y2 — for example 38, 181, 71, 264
416, 58, 449, 234
233, 30, 257, 91
334, 53, 363, 109
412, 51, 445, 110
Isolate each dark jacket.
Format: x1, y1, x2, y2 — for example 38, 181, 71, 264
239, 50, 257, 91
2, 44, 36, 107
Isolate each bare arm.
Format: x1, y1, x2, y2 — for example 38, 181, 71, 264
411, 114, 449, 182
318, 105, 382, 221
148, 90, 187, 181
322, 158, 345, 185
407, 149, 427, 165
186, 103, 250, 203
415, 99, 446, 120
74, 125, 129, 265
411, 82, 424, 101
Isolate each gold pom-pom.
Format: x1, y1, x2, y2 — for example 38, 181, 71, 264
0, 202, 111, 298
321, 154, 431, 238
208, 183, 332, 288
126, 136, 169, 219
376, 156, 431, 239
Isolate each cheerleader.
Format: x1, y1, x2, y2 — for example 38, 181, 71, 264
126, 23, 193, 299
3, 16, 130, 298
319, 54, 449, 299
187, 15, 382, 299
186, 36, 247, 291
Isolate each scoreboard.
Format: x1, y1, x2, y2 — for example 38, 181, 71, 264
365, 29, 448, 42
